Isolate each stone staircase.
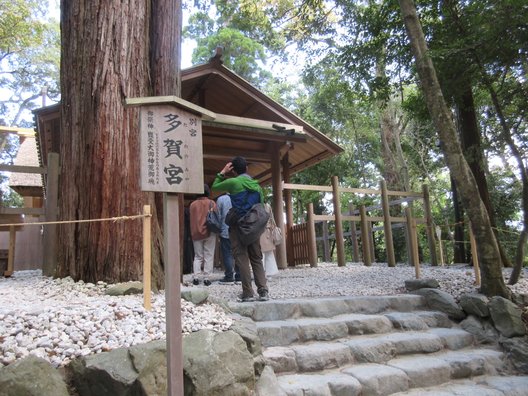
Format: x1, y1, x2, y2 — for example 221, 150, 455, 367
228, 294, 528, 395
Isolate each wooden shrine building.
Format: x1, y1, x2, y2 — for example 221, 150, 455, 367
33, 52, 344, 268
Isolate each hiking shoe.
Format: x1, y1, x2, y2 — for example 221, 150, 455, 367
258, 290, 269, 301
192, 279, 199, 286
203, 279, 211, 286
237, 294, 255, 302
219, 277, 235, 284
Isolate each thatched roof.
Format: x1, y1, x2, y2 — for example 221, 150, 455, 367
34, 54, 344, 188
8, 135, 43, 197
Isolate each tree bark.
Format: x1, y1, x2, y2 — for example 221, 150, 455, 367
454, 84, 511, 267
57, 0, 176, 287
399, 0, 509, 297
451, 177, 466, 263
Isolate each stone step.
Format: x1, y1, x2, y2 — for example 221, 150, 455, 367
256, 310, 455, 347
392, 375, 528, 395
265, 328, 475, 374
228, 294, 426, 321
276, 350, 506, 396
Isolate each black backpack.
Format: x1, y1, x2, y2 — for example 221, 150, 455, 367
231, 203, 270, 246
205, 201, 223, 234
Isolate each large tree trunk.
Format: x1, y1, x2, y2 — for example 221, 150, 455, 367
454, 84, 511, 268
57, 0, 176, 287
399, 0, 510, 298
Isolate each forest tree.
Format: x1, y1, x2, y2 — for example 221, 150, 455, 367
399, 0, 509, 297
57, 0, 181, 286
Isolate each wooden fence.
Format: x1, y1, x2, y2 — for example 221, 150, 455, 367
0, 153, 59, 276
284, 176, 437, 268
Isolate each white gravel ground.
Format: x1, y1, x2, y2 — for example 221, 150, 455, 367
196, 262, 528, 302
1, 262, 527, 368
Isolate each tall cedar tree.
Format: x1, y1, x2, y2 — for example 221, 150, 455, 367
399, 0, 509, 298
57, 0, 181, 286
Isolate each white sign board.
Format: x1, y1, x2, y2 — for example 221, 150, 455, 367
140, 105, 203, 193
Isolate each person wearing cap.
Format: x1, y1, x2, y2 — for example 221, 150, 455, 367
212, 156, 269, 301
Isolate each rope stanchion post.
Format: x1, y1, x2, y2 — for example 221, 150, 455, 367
143, 205, 152, 311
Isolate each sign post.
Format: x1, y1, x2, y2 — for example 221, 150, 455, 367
129, 97, 211, 395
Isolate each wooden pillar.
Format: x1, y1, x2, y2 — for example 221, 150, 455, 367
271, 143, 287, 269
359, 205, 371, 266
348, 203, 359, 262
143, 205, 152, 311
42, 152, 59, 277
5, 225, 16, 277
307, 203, 318, 267
282, 153, 294, 266
322, 221, 330, 262
164, 193, 183, 396
436, 226, 445, 266
423, 184, 438, 266
380, 180, 396, 267
331, 176, 346, 267
406, 207, 420, 278
368, 220, 375, 262
405, 207, 414, 266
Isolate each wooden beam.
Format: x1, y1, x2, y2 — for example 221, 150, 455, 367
202, 146, 271, 163
0, 207, 44, 216
0, 126, 35, 136
124, 95, 216, 120
0, 164, 47, 174
211, 113, 303, 134
283, 182, 333, 192
203, 123, 306, 143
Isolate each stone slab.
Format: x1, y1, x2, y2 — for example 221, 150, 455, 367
342, 362, 410, 396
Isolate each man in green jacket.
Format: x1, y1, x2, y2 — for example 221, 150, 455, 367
212, 156, 269, 301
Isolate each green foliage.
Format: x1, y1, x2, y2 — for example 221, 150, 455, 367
0, 0, 60, 126
0, 134, 23, 207
0, 0, 58, 207
0, 0, 46, 58
182, 0, 527, 264
189, 27, 272, 86
0, 186, 23, 207
184, 0, 293, 86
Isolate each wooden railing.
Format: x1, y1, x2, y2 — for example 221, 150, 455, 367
283, 176, 436, 268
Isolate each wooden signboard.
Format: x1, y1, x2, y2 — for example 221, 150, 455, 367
140, 105, 204, 194
131, 98, 208, 396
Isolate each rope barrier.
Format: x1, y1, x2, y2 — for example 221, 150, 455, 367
0, 213, 152, 228
417, 221, 522, 237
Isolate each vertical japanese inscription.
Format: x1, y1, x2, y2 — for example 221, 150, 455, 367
140, 105, 203, 193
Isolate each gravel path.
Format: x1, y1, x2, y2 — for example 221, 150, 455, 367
1, 262, 527, 368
